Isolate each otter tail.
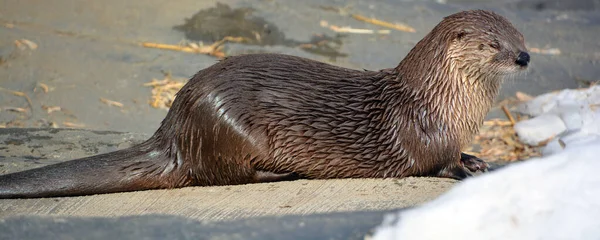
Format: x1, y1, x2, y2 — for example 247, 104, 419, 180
0, 138, 191, 199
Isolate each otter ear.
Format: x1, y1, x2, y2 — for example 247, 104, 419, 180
455, 28, 474, 40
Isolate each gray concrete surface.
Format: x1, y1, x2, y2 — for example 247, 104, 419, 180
0, 128, 454, 221
1, 211, 391, 240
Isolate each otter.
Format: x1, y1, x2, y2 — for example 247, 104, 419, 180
0, 10, 529, 198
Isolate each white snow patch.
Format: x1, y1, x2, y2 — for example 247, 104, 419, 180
372, 140, 600, 240
372, 87, 600, 240
514, 86, 600, 154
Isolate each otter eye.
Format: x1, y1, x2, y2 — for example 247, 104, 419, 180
478, 44, 484, 50
456, 28, 473, 40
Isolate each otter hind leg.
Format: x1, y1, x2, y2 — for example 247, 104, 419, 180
253, 171, 301, 183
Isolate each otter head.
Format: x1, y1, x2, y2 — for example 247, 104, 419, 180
397, 10, 529, 86
443, 10, 529, 78
394, 10, 530, 148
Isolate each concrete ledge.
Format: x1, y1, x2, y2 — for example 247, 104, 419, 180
0, 128, 455, 222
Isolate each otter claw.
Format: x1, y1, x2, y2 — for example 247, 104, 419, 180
460, 153, 489, 172
435, 154, 490, 180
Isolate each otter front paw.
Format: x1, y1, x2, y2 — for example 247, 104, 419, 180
460, 153, 489, 172
434, 163, 471, 180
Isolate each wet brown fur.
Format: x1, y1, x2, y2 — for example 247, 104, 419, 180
0, 10, 529, 198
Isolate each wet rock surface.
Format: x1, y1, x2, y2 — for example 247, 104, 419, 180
0, 0, 598, 133
0, 128, 147, 174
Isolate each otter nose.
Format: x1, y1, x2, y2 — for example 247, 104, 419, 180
515, 51, 530, 67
